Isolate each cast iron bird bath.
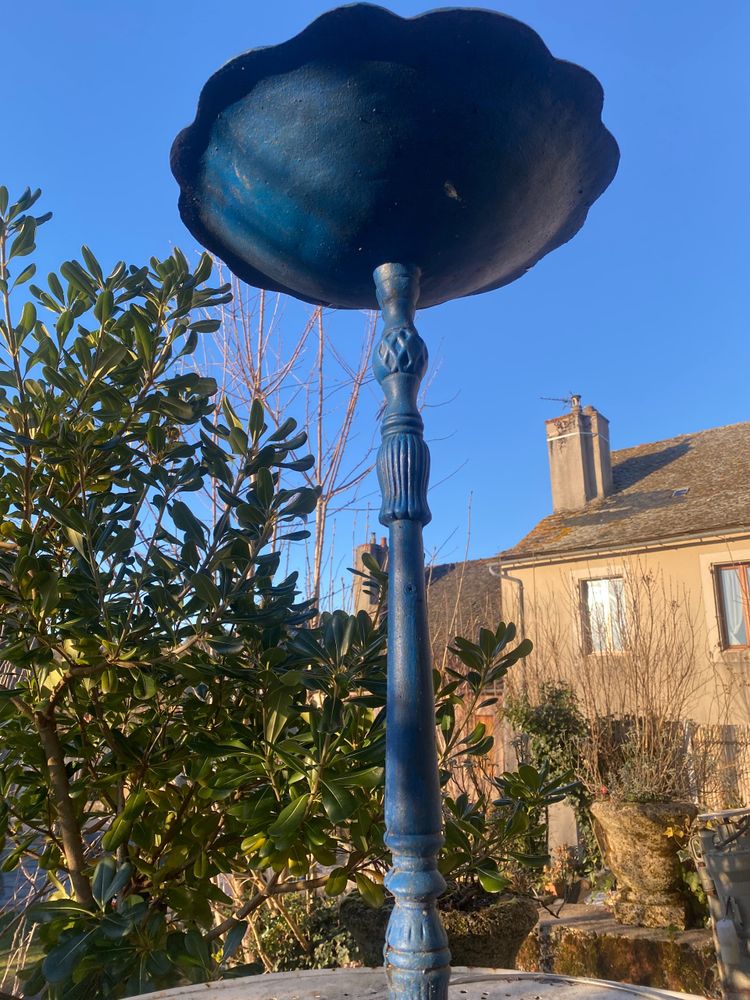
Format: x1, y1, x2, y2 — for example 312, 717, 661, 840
170, 6, 619, 999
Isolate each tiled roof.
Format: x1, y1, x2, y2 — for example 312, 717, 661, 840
501, 420, 750, 562
426, 557, 502, 653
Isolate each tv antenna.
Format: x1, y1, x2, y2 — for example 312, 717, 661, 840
540, 392, 580, 412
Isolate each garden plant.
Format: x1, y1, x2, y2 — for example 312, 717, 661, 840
0, 186, 554, 998
505, 682, 598, 878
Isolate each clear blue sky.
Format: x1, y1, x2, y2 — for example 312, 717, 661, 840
4, 1, 749, 575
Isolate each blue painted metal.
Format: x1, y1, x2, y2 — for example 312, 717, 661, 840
170, 4, 619, 311
374, 263, 450, 999
170, 8, 620, 998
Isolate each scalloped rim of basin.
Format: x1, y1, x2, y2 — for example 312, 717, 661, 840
127, 968, 707, 1000
171, 3, 619, 310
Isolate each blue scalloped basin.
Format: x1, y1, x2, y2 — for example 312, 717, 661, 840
171, 4, 619, 310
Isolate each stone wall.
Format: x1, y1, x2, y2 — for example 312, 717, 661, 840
517, 904, 718, 999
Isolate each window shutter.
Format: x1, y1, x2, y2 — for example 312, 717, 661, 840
710, 564, 726, 650
578, 579, 591, 654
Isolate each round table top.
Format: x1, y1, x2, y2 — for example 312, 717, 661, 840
128, 968, 705, 1000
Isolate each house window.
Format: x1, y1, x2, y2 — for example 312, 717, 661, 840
716, 564, 750, 648
581, 577, 625, 653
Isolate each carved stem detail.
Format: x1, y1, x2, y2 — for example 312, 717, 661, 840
374, 263, 450, 1000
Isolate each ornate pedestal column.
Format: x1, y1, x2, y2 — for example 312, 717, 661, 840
170, 11, 619, 1000
373, 263, 450, 1000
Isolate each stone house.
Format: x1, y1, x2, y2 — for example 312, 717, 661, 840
353, 399, 750, 810
501, 399, 750, 808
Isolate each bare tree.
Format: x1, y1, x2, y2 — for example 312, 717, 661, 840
203, 267, 380, 611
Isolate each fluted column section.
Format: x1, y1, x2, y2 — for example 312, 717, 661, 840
373, 263, 450, 1000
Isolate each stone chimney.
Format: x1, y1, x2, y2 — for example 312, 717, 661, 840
352, 533, 388, 614
546, 395, 613, 512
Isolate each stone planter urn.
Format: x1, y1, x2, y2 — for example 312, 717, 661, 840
340, 894, 539, 969
590, 800, 698, 929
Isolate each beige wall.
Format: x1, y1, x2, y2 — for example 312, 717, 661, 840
499, 534, 750, 728
498, 535, 750, 807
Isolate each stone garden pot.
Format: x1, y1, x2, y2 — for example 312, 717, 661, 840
590, 800, 698, 929
340, 894, 539, 969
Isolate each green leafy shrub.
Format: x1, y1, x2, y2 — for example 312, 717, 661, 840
0, 185, 334, 996
0, 186, 539, 997
254, 895, 356, 972
505, 682, 599, 874
504, 682, 588, 781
